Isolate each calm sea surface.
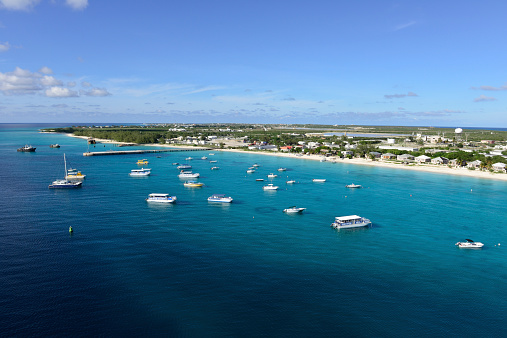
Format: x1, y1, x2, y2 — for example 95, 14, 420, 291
1, 124, 506, 337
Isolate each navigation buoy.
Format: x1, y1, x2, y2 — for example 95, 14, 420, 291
69, 226, 73, 233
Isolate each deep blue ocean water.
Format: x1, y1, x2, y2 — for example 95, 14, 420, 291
1, 124, 506, 337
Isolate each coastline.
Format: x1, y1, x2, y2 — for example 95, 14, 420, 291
66, 133, 507, 182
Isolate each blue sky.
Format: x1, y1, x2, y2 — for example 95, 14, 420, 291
1, 0, 507, 126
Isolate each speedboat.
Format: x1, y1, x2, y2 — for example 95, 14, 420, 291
137, 159, 149, 165
267, 173, 277, 178
210, 160, 218, 163
207, 194, 233, 203
278, 167, 286, 171
18, 145, 36, 152
184, 180, 204, 187
172, 162, 179, 165
253, 163, 260, 167
286, 180, 296, 184
346, 184, 362, 188
50, 144, 60, 148
263, 184, 279, 190
247, 169, 255, 173
331, 215, 371, 229
313, 179, 326, 182
178, 171, 200, 178
49, 154, 82, 189
455, 239, 484, 248
146, 193, 176, 203
283, 206, 306, 213
185, 157, 193, 160
177, 164, 192, 170
209, 153, 215, 155
210, 166, 220, 170
66, 168, 86, 179
201, 156, 208, 160
129, 168, 151, 177
256, 178, 264, 181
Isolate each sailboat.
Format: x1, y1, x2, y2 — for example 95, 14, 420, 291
49, 154, 83, 189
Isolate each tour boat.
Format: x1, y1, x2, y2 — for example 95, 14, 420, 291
263, 184, 279, 190
267, 173, 277, 178
137, 159, 149, 165
129, 168, 151, 177
18, 145, 36, 152
49, 154, 82, 189
283, 206, 306, 213
455, 239, 484, 248
207, 194, 233, 203
346, 184, 362, 188
184, 180, 204, 187
178, 171, 200, 178
146, 193, 176, 203
313, 179, 326, 182
331, 215, 371, 229
177, 164, 192, 170
66, 168, 86, 180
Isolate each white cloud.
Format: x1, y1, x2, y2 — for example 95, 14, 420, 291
65, 0, 88, 10
474, 95, 496, 102
39, 66, 53, 74
45, 87, 78, 98
0, 0, 40, 11
81, 81, 92, 87
0, 67, 40, 94
83, 88, 111, 97
0, 42, 10, 52
41, 75, 62, 86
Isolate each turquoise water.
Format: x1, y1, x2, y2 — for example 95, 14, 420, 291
1, 124, 506, 337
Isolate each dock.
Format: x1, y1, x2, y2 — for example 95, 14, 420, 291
83, 148, 211, 156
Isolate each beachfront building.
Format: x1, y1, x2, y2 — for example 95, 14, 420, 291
369, 151, 381, 159
415, 155, 431, 163
467, 160, 482, 169
492, 162, 506, 172
341, 150, 354, 157
431, 157, 449, 165
279, 146, 293, 152
381, 153, 397, 160
397, 154, 415, 161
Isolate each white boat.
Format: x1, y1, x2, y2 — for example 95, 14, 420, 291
146, 193, 176, 203
207, 194, 233, 203
267, 173, 277, 178
185, 157, 193, 160
66, 168, 86, 180
178, 171, 200, 178
252, 163, 260, 167
320, 157, 327, 162
209, 153, 215, 155
283, 206, 306, 213
172, 162, 179, 165
455, 239, 484, 248
256, 178, 264, 181
49, 154, 82, 189
201, 156, 208, 160
129, 168, 151, 177
247, 169, 255, 173
331, 215, 371, 229
177, 164, 192, 170
346, 184, 362, 188
184, 180, 204, 187
211, 166, 220, 170
313, 179, 326, 182
278, 167, 286, 171
286, 180, 296, 184
263, 184, 279, 190
210, 160, 218, 163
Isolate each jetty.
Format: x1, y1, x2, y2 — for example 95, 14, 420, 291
83, 148, 211, 156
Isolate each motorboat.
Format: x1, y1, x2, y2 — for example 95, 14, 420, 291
331, 215, 371, 229
278, 167, 286, 171
177, 164, 192, 170
185, 157, 193, 160
346, 184, 362, 188
137, 159, 149, 165
247, 169, 255, 173
286, 180, 296, 184
172, 162, 179, 165
207, 194, 233, 203
129, 168, 151, 177
210, 160, 218, 163
267, 173, 277, 178
252, 163, 260, 167
66, 168, 86, 179
211, 166, 220, 170
209, 153, 215, 155
283, 206, 306, 213
455, 239, 484, 248
178, 170, 200, 178
50, 144, 60, 148
313, 179, 326, 182
263, 184, 279, 190
256, 178, 264, 181
18, 145, 36, 152
146, 193, 176, 203
184, 180, 204, 187
201, 156, 208, 160
49, 154, 82, 189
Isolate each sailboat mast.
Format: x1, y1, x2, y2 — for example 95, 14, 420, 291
64, 153, 67, 178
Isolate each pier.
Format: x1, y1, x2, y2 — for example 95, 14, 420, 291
83, 148, 211, 156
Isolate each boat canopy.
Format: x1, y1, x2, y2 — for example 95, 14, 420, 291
148, 193, 169, 197
210, 194, 226, 198
335, 215, 362, 221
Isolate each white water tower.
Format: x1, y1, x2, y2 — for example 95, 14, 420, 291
455, 128, 463, 141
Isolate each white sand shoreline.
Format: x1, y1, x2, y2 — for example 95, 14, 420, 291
66, 133, 507, 182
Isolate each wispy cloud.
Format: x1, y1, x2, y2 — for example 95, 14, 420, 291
0, 0, 40, 11
182, 85, 226, 95
384, 91, 418, 99
471, 84, 507, 91
65, 0, 88, 11
393, 21, 416, 31
0, 41, 10, 52
474, 95, 496, 102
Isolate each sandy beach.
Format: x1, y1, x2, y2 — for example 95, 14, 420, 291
67, 133, 507, 182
